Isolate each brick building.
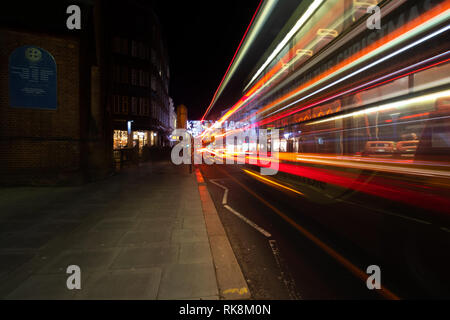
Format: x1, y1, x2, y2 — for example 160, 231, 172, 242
0, 30, 83, 185
0, 0, 171, 185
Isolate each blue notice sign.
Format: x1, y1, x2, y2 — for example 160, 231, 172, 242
9, 46, 57, 109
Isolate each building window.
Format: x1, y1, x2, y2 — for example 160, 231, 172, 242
151, 48, 158, 67
122, 39, 129, 55
138, 98, 144, 115
112, 95, 121, 114
133, 131, 150, 151
143, 98, 150, 116
121, 66, 129, 84
151, 101, 156, 118
114, 130, 128, 149
131, 40, 138, 57
145, 45, 150, 60
138, 43, 149, 60
151, 75, 157, 91
121, 96, 129, 114
113, 65, 120, 83
139, 70, 144, 87
131, 69, 138, 86
138, 42, 143, 59
138, 98, 150, 116
113, 37, 129, 55
113, 37, 121, 54
144, 72, 150, 87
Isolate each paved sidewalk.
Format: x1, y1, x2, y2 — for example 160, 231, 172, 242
0, 161, 224, 299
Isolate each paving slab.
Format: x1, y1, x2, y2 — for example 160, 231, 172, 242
179, 242, 214, 264
171, 228, 209, 243
67, 231, 125, 249
136, 218, 182, 231
5, 274, 76, 300
0, 221, 34, 233
157, 263, 218, 300
118, 230, 172, 246
111, 245, 179, 269
0, 232, 55, 250
182, 216, 207, 230
37, 249, 120, 274
90, 219, 139, 232
77, 269, 162, 300
0, 252, 36, 274
0, 162, 228, 300
32, 221, 81, 233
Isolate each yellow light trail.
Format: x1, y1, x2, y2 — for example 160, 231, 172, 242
242, 169, 305, 196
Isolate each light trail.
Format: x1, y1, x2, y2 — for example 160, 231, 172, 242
219, 167, 400, 300
244, 0, 325, 91
257, 4, 450, 121
212, 54, 450, 140
306, 89, 450, 125
201, 2, 450, 136
242, 169, 305, 196
201, 0, 264, 121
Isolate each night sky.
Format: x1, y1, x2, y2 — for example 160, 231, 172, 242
153, 0, 261, 120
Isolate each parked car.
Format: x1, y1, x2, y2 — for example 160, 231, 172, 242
395, 140, 419, 157
362, 141, 396, 157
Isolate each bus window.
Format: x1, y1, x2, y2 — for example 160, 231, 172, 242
415, 97, 450, 162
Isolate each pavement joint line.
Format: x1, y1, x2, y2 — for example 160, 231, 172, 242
194, 169, 251, 300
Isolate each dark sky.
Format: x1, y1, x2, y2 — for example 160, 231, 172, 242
153, 0, 261, 120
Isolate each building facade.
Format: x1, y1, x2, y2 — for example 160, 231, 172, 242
106, 0, 172, 153
0, 0, 171, 185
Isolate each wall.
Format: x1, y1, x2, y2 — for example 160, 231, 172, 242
0, 29, 81, 185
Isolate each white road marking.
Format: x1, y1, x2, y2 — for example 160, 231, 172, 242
208, 177, 301, 299
441, 227, 450, 233
224, 204, 272, 238
210, 179, 272, 238
223, 188, 228, 205
210, 179, 228, 205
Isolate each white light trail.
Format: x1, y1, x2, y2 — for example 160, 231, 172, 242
244, 0, 325, 92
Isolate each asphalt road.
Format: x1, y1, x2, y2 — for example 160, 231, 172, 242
199, 163, 450, 299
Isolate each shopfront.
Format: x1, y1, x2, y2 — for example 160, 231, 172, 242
114, 130, 159, 151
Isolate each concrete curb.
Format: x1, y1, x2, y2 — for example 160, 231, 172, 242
194, 167, 251, 300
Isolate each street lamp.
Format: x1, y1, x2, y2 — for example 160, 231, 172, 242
127, 120, 134, 148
